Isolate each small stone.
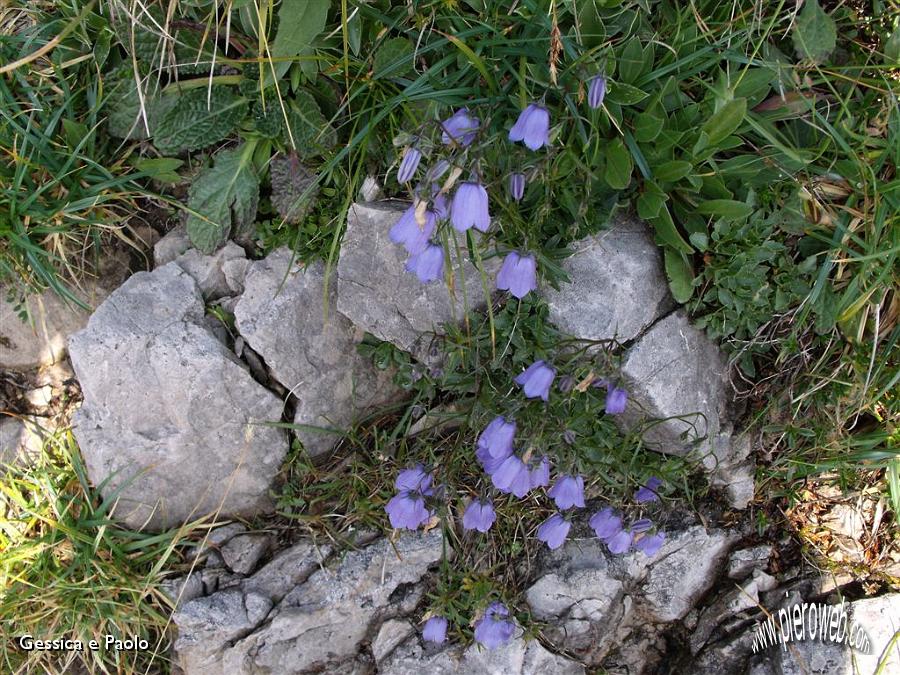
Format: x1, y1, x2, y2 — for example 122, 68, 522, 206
172, 243, 247, 300
727, 545, 773, 580
372, 619, 415, 664
220, 533, 272, 575
186, 523, 247, 562
25, 385, 54, 408
154, 223, 191, 267
160, 574, 204, 610
359, 176, 382, 202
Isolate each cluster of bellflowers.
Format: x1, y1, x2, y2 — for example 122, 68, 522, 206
388, 74, 608, 297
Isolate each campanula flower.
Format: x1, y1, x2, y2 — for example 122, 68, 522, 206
635, 531, 666, 556
514, 360, 556, 401
607, 528, 634, 554
441, 108, 480, 147
605, 384, 628, 415
588, 75, 607, 109
463, 499, 496, 533
508, 103, 550, 150
395, 464, 434, 496
397, 148, 421, 183
508, 172, 525, 201
548, 474, 585, 510
477, 416, 517, 459
425, 159, 451, 182
634, 476, 663, 503
474, 602, 515, 649
385, 491, 432, 530
405, 243, 444, 283
630, 518, 653, 533
451, 182, 490, 232
496, 251, 537, 299
389, 206, 436, 256
529, 456, 550, 488
433, 191, 449, 220
536, 512, 571, 550
491, 454, 531, 498
590, 507, 623, 540
476, 442, 510, 474
422, 616, 448, 643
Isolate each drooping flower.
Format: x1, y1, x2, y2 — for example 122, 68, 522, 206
635, 531, 666, 556
433, 191, 449, 220
491, 454, 531, 498
405, 243, 444, 283
426, 159, 451, 182
529, 456, 550, 488
587, 75, 607, 109
557, 375, 575, 393
634, 476, 663, 503
389, 206, 436, 256
514, 360, 556, 401
508, 172, 525, 201
422, 616, 448, 644
508, 103, 550, 150
607, 528, 634, 555
463, 499, 496, 533
589, 507, 623, 541
395, 464, 434, 496
451, 182, 490, 233
440, 108, 480, 147
397, 148, 422, 183
474, 602, 515, 649
477, 416, 516, 459
536, 512, 571, 550
476, 442, 510, 474
605, 384, 628, 415
630, 518, 653, 533
496, 252, 537, 299
548, 474, 585, 510
385, 491, 432, 530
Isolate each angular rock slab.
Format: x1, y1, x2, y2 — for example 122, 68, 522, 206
174, 532, 443, 674
68, 263, 287, 530
337, 202, 501, 361
544, 215, 674, 344
234, 248, 399, 460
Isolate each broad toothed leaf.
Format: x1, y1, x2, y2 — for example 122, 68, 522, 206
153, 86, 247, 155
270, 153, 320, 223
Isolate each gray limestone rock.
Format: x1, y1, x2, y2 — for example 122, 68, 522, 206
68, 263, 288, 530
172, 243, 248, 300
220, 533, 272, 575
154, 223, 191, 267
371, 619, 415, 663
728, 545, 773, 580
544, 215, 674, 344
337, 202, 501, 361
234, 247, 399, 460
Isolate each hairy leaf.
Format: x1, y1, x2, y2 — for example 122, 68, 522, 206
270, 0, 330, 77
792, 0, 836, 64
282, 90, 336, 157
270, 153, 320, 223
373, 38, 415, 77
154, 86, 247, 155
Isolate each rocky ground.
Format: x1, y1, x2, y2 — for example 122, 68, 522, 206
1, 199, 897, 674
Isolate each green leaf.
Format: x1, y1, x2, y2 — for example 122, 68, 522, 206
134, 157, 184, 184
618, 38, 643, 83
636, 181, 666, 219
606, 81, 648, 105
106, 65, 147, 140
373, 37, 415, 78
653, 160, 692, 182
604, 137, 633, 190
574, 0, 605, 48
269, 153, 320, 223
185, 146, 260, 253
792, 0, 836, 64
283, 89, 336, 157
701, 98, 747, 147
270, 0, 330, 77
664, 248, 694, 303
347, 8, 362, 56
633, 109, 663, 142
697, 199, 753, 219
154, 86, 247, 155
651, 204, 693, 253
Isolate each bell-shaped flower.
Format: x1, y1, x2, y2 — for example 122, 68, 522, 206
425, 159, 451, 182
508, 172, 525, 201
536, 512, 571, 550
477, 416, 517, 459
397, 148, 421, 183
548, 474, 585, 510
433, 191, 449, 220
514, 360, 556, 401
395, 464, 434, 496
508, 103, 550, 150
491, 454, 531, 498
463, 498, 496, 533
496, 251, 537, 299
605, 384, 628, 414
476, 442, 510, 474
474, 602, 515, 649
440, 108, 480, 147
634, 476, 663, 503
405, 243, 444, 283
588, 75, 607, 109
450, 181, 490, 232
607, 528, 634, 554
385, 491, 432, 530
422, 616, 448, 643
635, 531, 666, 556
590, 507, 623, 541
529, 456, 550, 488
389, 206, 436, 256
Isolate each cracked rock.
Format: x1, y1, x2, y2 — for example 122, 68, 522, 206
172, 242, 248, 300
544, 214, 674, 344
154, 222, 192, 267
234, 248, 399, 460
337, 202, 501, 361
220, 533, 272, 575
727, 545, 773, 580
68, 263, 288, 530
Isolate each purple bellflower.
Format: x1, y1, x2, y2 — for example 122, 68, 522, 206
634, 476, 663, 503
474, 602, 515, 649
395, 464, 434, 496
406, 243, 444, 283
385, 491, 432, 530
605, 384, 628, 415
548, 474, 585, 510
425, 159, 451, 182
397, 148, 421, 183
433, 191, 449, 220
508, 172, 525, 201
422, 616, 448, 644
607, 528, 634, 555
588, 75, 607, 109
537, 512, 571, 550
451, 182, 490, 233
514, 360, 556, 401
508, 103, 550, 150
441, 108, 480, 147
496, 252, 538, 299
476, 442, 510, 474
463, 498, 496, 533
635, 531, 666, 556
529, 456, 550, 489
491, 455, 532, 498
389, 206, 436, 256
630, 518, 653, 533
590, 507, 623, 541
477, 416, 516, 459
